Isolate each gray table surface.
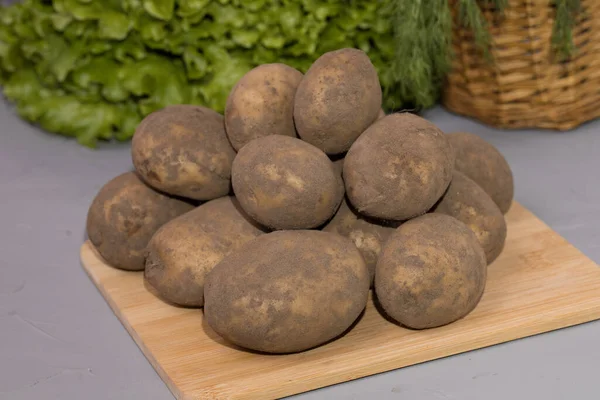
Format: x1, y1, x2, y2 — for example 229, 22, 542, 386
1, 97, 599, 400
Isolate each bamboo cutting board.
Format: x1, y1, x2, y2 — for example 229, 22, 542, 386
80, 202, 600, 400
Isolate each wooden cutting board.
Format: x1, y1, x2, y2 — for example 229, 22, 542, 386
80, 202, 600, 400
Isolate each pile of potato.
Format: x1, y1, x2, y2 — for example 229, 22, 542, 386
86, 48, 514, 354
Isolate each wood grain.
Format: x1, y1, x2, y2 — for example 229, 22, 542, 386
80, 202, 600, 400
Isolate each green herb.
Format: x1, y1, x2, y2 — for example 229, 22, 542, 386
551, 0, 581, 60
387, 0, 452, 110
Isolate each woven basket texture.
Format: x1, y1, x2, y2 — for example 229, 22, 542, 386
444, 0, 600, 130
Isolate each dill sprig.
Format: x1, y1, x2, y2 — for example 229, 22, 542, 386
390, 0, 453, 109
551, 0, 582, 60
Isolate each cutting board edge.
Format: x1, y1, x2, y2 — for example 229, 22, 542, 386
79, 201, 600, 400
81, 242, 186, 400
80, 238, 600, 400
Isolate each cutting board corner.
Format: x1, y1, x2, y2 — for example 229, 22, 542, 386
80, 202, 600, 400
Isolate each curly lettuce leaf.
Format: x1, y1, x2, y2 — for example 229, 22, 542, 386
97, 11, 132, 40
49, 40, 88, 82
194, 43, 251, 111
53, 0, 103, 20
112, 34, 146, 62
71, 57, 129, 102
4, 68, 141, 147
207, 3, 245, 28
51, 13, 74, 31
88, 40, 113, 55
137, 14, 168, 43
231, 29, 260, 48
183, 46, 208, 79
177, 0, 211, 18
0, 25, 25, 74
239, 0, 268, 12
143, 0, 175, 21
121, 55, 191, 115
279, 3, 302, 36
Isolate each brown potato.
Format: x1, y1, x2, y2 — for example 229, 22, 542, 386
86, 172, 194, 271
145, 196, 266, 307
433, 171, 507, 264
225, 63, 303, 151
204, 230, 370, 353
323, 197, 399, 285
447, 132, 514, 214
132, 105, 236, 201
378, 108, 386, 119
344, 113, 454, 221
375, 214, 487, 329
232, 135, 344, 230
294, 48, 382, 154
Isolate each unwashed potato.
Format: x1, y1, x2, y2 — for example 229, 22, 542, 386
204, 230, 370, 353
232, 135, 344, 230
375, 214, 487, 329
344, 113, 454, 221
323, 197, 399, 285
447, 132, 514, 214
132, 105, 236, 201
294, 48, 382, 154
145, 196, 266, 307
86, 172, 194, 271
433, 171, 507, 264
225, 63, 303, 151
378, 109, 386, 119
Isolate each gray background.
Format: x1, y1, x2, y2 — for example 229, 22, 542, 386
1, 97, 599, 400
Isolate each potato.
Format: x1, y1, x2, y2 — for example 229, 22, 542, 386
323, 197, 399, 285
375, 214, 487, 329
447, 132, 514, 214
86, 172, 194, 271
378, 108, 386, 119
132, 105, 236, 201
344, 113, 454, 221
204, 230, 370, 353
294, 48, 382, 154
433, 171, 507, 264
232, 135, 344, 230
145, 196, 266, 307
225, 64, 303, 151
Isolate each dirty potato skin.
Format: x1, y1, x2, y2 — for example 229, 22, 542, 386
132, 105, 236, 201
204, 230, 370, 353
375, 214, 487, 329
86, 172, 194, 271
323, 197, 399, 285
433, 171, 507, 264
447, 132, 514, 214
225, 63, 303, 151
344, 113, 454, 221
232, 135, 344, 230
144, 196, 266, 307
294, 48, 382, 154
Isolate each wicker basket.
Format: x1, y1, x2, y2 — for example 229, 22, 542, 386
443, 0, 600, 130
